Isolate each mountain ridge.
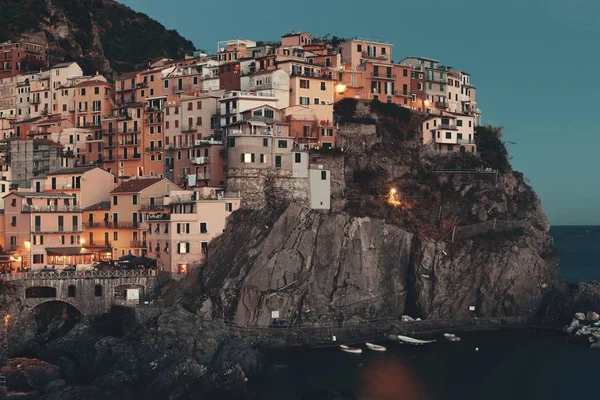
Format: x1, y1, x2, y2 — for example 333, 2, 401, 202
0, 0, 196, 75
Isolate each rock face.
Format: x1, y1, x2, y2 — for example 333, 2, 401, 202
197, 203, 413, 325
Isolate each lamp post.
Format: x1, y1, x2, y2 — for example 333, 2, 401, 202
24, 240, 31, 270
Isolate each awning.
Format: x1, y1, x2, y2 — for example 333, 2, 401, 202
46, 247, 94, 256
248, 121, 268, 127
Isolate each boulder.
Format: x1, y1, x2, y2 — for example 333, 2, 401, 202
586, 311, 600, 322
401, 315, 414, 322
591, 341, 600, 350
1, 358, 62, 393
575, 312, 586, 320
212, 338, 264, 377
43, 379, 66, 394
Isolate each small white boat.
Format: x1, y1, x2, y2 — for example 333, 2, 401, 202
447, 336, 461, 342
365, 342, 387, 352
444, 333, 456, 338
340, 345, 362, 354
397, 335, 436, 345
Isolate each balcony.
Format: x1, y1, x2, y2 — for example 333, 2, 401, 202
136, 82, 148, 89
435, 101, 449, 109
438, 123, 457, 130
181, 125, 198, 133
361, 51, 390, 60
30, 97, 41, 104
104, 142, 116, 148
145, 146, 163, 153
370, 73, 396, 80
140, 202, 165, 211
91, 107, 102, 113
169, 194, 197, 204
22, 204, 82, 213
290, 71, 333, 80
144, 118, 162, 125
104, 130, 116, 135
394, 90, 410, 97
77, 108, 88, 114
120, 140, 139, 146
83, 221, 139, 229
130, 240, 147, 248
77, 122, 101, 129
32, 225, 83, 234
118, 127, 140, 134
196, 172, 211, 180
427, 76, 446, 84
85, 242, 112, 248
191, 156, 210, 165
172, 84, 192, 93
116, 86, 135, 93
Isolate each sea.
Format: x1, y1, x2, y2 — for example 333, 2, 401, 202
247, 226, 600, 400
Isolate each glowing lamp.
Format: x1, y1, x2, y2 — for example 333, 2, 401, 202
335, 83, 347, 94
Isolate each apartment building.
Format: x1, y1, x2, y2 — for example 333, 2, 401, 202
422, 113, 477, 154
109, 177, 176, 258
401, 57, 449, 114
45, 166, 115, 208
144, 186, 241, 277
339, 37, 393, 70
102, 102, 144, 177
0, 76, 17, 119
0, 39, 48, 79
142, 96, 166, 177
74, 80, 114, 129
9, 139, 72, 188
4, 192, 86, 270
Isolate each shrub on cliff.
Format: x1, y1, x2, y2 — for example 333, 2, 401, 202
476, 125, 511, 172
352, 166, 389, 195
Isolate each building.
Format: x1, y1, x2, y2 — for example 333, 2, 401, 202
3, 192, 87, 270
339, 37, 393, 70
0, 38, 47, 79
401, 57, 449, 114
109, 177, 176, 258
143, 186, 241, 278
421, 113, 477, 154
45, 166, 115, 208
9, 139, 70, 188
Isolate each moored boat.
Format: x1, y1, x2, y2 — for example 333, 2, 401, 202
397, 335, 436, 345
340, 345, 362, 354
365, 342, 387, 352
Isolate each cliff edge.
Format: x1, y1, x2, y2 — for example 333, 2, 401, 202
168, 100, 557, 325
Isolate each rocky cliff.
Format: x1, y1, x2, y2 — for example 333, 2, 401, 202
168, 100, 558, 326
0, 0, 195, 74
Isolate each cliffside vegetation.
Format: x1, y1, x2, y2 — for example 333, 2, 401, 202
0, 0, 195, 75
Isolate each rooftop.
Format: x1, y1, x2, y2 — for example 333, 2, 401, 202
5, 192, 73, 199
51, 62, 76, 69
83, 201, 111, 211
111, 178, 164, 194
47, 166, 99, 176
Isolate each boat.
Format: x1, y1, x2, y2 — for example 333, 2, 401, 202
397, 335, 436, 345
339, 345, 362, 354
444, 333, 456, 338
447, 336, 461, 342
365, 342, 387, 352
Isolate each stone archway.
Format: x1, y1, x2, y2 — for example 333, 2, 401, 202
30, 300, 82, 336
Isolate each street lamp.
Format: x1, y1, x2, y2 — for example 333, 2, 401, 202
79, 238, 85, 245
24, 240, 31, 270
423, 99, 430, 112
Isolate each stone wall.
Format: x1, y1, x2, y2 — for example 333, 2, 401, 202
16, 276, 159, 318
227, 167, 309, 209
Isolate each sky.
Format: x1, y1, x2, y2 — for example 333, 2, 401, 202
120, 0, 600, 225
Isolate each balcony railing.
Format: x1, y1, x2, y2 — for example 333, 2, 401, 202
438, 123, 457, 130
361, 51, 390, 60
85, 242, 112, 248
181, 125, 198, 133
140, 201, 165, 210
172, 84, 192, 93
435, 101, 449, 109
145, 146, 163, 153
32, 226, 82, 234
22, 205, 82, 213
118, 128, 140, 134
146, 213, 170, 221
83, 221, 139, 229
130, 240, 147, 248
0, 269, 157, 282
30, 97, 41, 104
394, 90, 410, 97
371, 73, 396, 79
191, 156, 210, 165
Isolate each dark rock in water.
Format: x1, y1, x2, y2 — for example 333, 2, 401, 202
1, 358, 61, 393
212, 337, 264, 376
302, 389, 358, 400
43, 379, 66, 394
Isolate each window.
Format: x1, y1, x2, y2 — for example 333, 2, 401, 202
10, 216, 16, 227
295, 153, 301, 163
457, 120, 463, 127
201, 242, 208, 254
300, 79, 310, 89
94, 87, 99, 95
200, 222, 207, 234
275, 155, 282, 168
229, 137, 236, 148
81, 88, 86, 96
314, 98, 320, 105
264, 109, 274, 119
178, 242, 190, 254
33, 254, 45, 264
300, 97, 310, 105
320, 82, 326, 91
263, 138, 268, 147
113, 196, 118, 206
446, 132, 452, 139
403, 69, 408, 77
469, 121, 472, 128
68, 285, 76, 297
321, 171, 327, 180
260, 154, 265, 163
197, 101, 202, 109
164, 80, 169, 88
278, 140, 288, 148
226, 202, 233, 212
94, 285, 103, 297
113, 231, 118, 241
133, 195, 138, 205
188, 102, 193, 111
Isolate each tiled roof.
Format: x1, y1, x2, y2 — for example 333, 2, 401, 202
52, 62, 76, 68
83, 201, 111, 211
6, 192, 73, 199
116, 71, 139, 80
32, 139, 64, 147
47, 166, 99, 176
111, 178, 164, 194
75, 79, 109, 88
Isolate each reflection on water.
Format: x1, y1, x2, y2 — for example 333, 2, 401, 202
250, 330, 599, 400
359, 356, 431, 400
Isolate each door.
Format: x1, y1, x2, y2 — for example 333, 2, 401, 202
149, 197, 155, 207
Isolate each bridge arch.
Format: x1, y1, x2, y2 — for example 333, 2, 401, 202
30, 300, 82, 335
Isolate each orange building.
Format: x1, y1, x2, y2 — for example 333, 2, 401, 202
74, 80, 114, 129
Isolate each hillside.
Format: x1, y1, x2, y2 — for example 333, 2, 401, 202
0, 0, 195, 75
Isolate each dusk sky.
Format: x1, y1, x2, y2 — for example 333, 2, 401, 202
120, 0, 599, 225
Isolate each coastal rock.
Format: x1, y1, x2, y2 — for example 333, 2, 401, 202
591, 341, 600, 349
401, 315, 415, 322
1, 358, 62, 393
586, 311, 600, 321
211, 337, 264, 376
575, 312, 586, 320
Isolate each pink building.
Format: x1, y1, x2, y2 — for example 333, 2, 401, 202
143, 186, 241, 278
